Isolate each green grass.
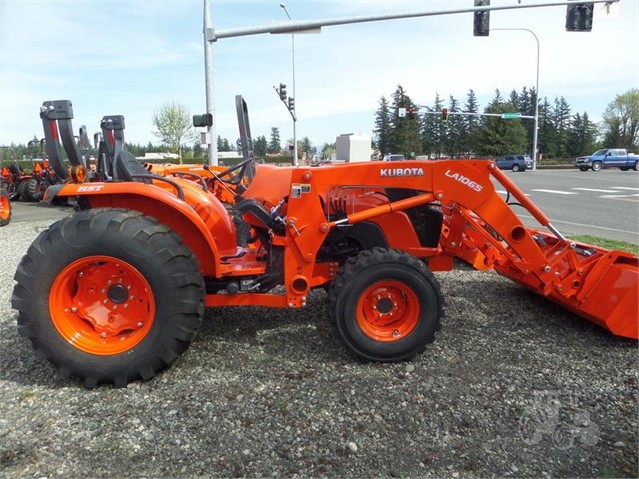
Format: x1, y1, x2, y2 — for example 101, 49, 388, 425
570, 235, 639, 256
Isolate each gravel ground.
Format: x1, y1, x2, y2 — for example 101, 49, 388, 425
1, 217, 637, 478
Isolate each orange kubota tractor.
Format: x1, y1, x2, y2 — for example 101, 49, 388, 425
12, 97, 638, 387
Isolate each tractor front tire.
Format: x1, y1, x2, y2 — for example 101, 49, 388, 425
12, 208, 205, 387
0, 187, 11, 226
328, 248, 443, 362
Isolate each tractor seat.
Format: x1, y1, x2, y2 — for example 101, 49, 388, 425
114, 150, 151, 182
7, 164, 22, 180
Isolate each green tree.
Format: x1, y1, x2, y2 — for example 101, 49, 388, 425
422, 93, 446, 158
475, 91, 527, 156
152, 102, 197, 163
268, 127, 281, 154
254, 135, 268, 157
389, 85, 421, 157
567, 112, 598, 156
300, 137, 315, 160
552, 97, 572, 157
601, 89, 639, 149
321, 142, 335, 161
518, 86, 537, 154
537, 97, 554, 159
217, 136, 232, 152
374, 96, 392, 156
461, 89, 480, 155
445, 95, 464, 158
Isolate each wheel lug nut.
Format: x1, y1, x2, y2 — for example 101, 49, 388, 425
71, 307, 78, 313
137, 322, 143, 328
102, 299, 108, 304
101, 332, 107, 338
392, 329, 400, 337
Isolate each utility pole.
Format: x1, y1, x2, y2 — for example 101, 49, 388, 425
280, 3, 298, 166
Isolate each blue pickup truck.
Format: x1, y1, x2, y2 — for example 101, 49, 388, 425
575, 148, 639, 172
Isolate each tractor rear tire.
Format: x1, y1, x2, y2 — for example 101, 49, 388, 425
26, 177, 49, 202
328, 248, 443, 362
16, 179, 29, 200
0, 188, 11, 226
12, 208, 205, 387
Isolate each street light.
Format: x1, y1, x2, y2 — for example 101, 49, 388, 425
280, 2, 298, 166
492, 28, 540, 171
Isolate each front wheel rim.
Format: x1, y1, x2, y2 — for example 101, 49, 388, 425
356, 280, 419, 342
49, 255, 156, 355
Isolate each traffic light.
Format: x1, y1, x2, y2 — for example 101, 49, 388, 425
193, 113, 213, 127
566, 2, 594, 32
279, 83, 287, 101
288, 97, 295, 112
442, 108, 449, 121
473, 0, 490, 37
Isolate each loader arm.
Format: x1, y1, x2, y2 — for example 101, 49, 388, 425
276, 160, 637, 339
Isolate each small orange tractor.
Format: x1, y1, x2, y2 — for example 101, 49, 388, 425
12, 97, 638, 387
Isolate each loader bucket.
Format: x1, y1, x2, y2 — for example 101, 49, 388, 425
490, 232, 639, 339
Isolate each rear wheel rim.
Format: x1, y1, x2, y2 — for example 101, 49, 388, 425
356, 280, 419, 342
0, 195, 9, 221
49, 255, 155, 355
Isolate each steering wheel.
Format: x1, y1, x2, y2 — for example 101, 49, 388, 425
208, 157, 255, 186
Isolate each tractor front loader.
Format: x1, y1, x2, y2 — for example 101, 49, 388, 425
12, 96, 638, 387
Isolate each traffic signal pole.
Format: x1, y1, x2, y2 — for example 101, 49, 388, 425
203, 0, 218, 166
203, 0, 618, 166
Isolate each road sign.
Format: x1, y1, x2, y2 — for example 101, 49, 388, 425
501, 112, 521, 119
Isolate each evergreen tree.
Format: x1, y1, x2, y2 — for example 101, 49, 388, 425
461, 89, 480, 155
445, 96, 464, 158
552, 97, 572, 157
217, 136, 232, 152
537, 97, 554, 160
389, 85, 421, 156
268, 127, 281, 154
567, 112, 598, 156
300, 137, 315, 159
519, 86, 536, 154
254, 135, 268, 157
422, 93, 446, 158
475, 91, 527, 156
373, 96, 392, 156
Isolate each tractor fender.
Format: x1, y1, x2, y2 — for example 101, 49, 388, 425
44, 180, 237, 277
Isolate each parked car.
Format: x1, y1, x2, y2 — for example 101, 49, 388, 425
383, 154, 406, 161
575, 148, 639, 172
494, 154, 532, 172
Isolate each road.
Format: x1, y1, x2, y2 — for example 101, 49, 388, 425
493, 169, 639, 244
4, 169, 639, 244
